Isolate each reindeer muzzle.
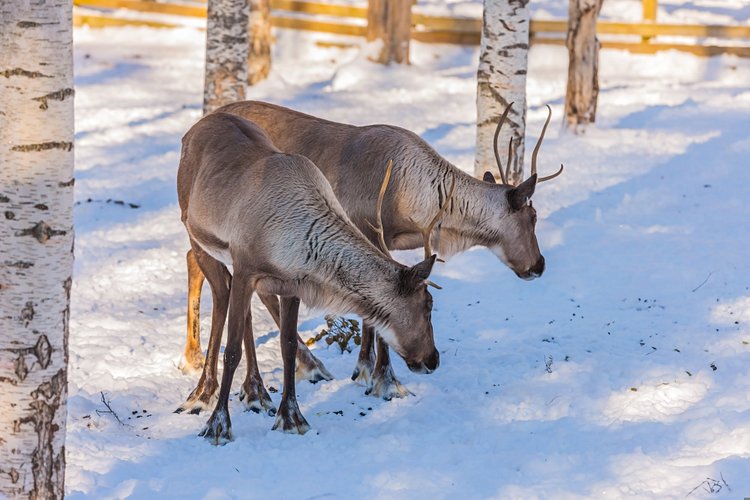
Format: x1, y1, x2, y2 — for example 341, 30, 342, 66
407, 349, 440, 374
516, 255, 545, 281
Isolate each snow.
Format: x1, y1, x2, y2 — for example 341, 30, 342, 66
67, 15, 750, 500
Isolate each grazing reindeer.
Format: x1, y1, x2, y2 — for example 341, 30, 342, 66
182, 100, 562, 403
178, 112, 439, 441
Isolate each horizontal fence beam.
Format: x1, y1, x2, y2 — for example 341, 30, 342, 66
272, 16, 366, 37
271, 0, 367, 18
72, 0, 750, 57
74, 0, 206, 17
533, 19, 750, 39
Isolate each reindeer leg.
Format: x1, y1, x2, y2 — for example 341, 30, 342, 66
239, 295, 274, 415
352, 322, 376, 385
272, 296, 310, 434
200, 270, 251, 444
366, 334, 414, 400
179, 249, 206, 374
177, 244, 230, 414
257, 292, 333, 384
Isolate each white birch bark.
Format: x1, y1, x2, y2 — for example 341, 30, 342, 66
475, 0, 530, 185
565, 0, 603, 132
247, 0, 272, 85
203, 0, 250, 114
0, 0, 75, 497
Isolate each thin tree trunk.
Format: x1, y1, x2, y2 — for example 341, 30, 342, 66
247, 0, 272, 85
0, 0, 75, 497
564, 0, 603, 131
367, 0, 412, 65
203, 0, 250, 114
475, 0, 530, 185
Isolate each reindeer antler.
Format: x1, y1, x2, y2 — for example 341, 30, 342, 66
492, 102, 514, 185
409, 173, 456, 262
366, 159, 394, 258
368, 160, 449, 290
531, 105, 564, 183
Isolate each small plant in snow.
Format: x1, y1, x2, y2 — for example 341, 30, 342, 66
687, 473, 730, 496
306, 315, 361, 353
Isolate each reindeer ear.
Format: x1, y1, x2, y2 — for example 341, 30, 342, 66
399, 254, 437, 293
411, 254, 436, 281
507, 173, 537, 211
483, 171, 497, 184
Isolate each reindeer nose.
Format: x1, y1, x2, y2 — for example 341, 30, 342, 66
425, 349, 440, 372
406, 349, 440, 374
530, 256, 545, 277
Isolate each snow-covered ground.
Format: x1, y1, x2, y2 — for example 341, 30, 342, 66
66, 18, 750, 500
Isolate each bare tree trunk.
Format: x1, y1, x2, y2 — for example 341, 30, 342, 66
203, 0, 249, 114
0, 0, 75, 497
475, 0, 530, 185
247, 0, 272, 85
564, 0, 603, 131
367, 0, 412, 65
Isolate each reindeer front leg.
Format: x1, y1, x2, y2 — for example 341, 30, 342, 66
366, 334, 413, 400
239, 297, 274, 415
177, 245, 230, 414
200, 270, 252, 445
257, 292, 333, 384
272, 296, 310, 434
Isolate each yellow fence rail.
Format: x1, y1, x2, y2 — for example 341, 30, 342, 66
72, 0, 750, 57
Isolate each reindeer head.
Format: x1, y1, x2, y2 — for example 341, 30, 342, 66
378, 254, 440, 374
482, 103, 563, 281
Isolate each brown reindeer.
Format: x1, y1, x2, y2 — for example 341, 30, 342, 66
181, 101, 562, 407
177, 112, 439, 441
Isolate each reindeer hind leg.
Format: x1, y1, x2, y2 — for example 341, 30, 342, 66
352, 322, 376, 385
179, 248, 206, 374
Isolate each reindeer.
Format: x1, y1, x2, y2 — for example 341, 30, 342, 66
180, 101, 562, 408
177, 112, 439, 441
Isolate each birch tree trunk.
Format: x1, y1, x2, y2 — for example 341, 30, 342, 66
475, 0, 530, 185
367, 0, 412, 65
0, 0, 75, 497
564, 0, 603, 131
247, 0, 272, 85
203, 0, 250, 113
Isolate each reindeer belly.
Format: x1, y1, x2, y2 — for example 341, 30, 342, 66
186, 219, 234, 270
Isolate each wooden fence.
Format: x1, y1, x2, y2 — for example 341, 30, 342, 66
73, 0, 750, 57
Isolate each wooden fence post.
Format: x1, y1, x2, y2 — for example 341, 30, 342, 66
642, 0, 657, 43
367, 0, 412, 64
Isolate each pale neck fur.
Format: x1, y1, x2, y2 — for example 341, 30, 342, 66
395, 149, 509, 258
279, 213, 405, 329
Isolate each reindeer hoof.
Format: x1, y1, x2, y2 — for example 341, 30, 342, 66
351, 358, 374, 386
296, 343, 334, 384
176, 380, 218, 414
366, 367, 414, 401
178, 350, 205, 375
199, 408, 232, 445
272, 400, 310, 435
296, 356, 334, 384
239, 379, 275, 416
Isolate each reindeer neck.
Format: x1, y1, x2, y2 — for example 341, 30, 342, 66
296, 222, 402, 322
405, 155, 508, 257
